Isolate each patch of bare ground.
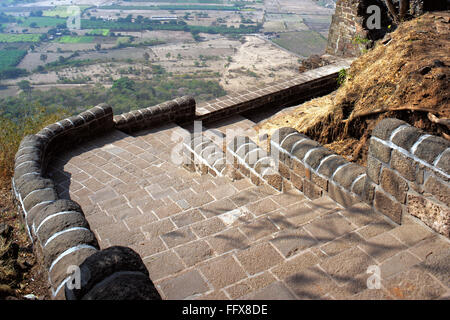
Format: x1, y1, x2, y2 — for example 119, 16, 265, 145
257, 12, 450, 165
0, 181, 49, 300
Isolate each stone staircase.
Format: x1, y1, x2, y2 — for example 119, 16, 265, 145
17, 57, 448, 299
127, 118, 449, 300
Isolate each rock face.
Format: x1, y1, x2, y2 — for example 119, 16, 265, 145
326, 0, 448, 57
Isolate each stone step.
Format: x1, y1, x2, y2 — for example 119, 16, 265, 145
243, 205, 450, 300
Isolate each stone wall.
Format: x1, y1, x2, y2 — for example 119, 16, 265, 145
366, 118, 449, 236
326, 0, 448, 57
326, 0, 392, 57
182, 133, 227, 177
114, 96, 196, 134
269, 127, 367, 205
224, 121, 449, 238
228, 136, 283, 191
12, 104, 160, 300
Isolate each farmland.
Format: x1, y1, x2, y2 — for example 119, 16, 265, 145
0, 33, 42, 42
272, 31, 328, 57
88, 29, 110, 36
0, 49, 27, 71
0, 0, 335, 109
18, 16, 66, 28
43, 6, 91, 18
99, 5, 242, 11
56, 36, 94, 43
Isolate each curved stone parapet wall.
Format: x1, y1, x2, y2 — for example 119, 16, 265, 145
12, 103, 161, 300
265, 121, 449, 237
366, 118, 449, 236
228, 136, 282, 191
269, 127, 366, 205
182, 132, 227, 177
114, 96, 196, 134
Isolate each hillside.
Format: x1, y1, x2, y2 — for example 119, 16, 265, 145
256, 12, 450, 165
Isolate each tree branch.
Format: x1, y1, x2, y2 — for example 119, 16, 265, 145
385, 0, 399, 23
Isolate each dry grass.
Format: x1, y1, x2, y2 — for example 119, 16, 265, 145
257, 12, 450, 164
0, 109, 66, 300
0, 109, 68, 184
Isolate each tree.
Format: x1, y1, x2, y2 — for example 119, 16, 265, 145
385, 0, 410, 23
17, 80, 32, 94
112, 77, 135, 92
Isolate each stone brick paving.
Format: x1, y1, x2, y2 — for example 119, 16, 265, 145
47, 117, 450, 300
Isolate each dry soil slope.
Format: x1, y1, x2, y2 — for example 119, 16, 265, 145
257, 12, 450, 165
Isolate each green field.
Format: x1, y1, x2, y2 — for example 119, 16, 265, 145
19, 16, 66, 27
0, 49, 27, 71
88, 29, 110, 36
56, 36, 94, 43
0, 33, 42, 42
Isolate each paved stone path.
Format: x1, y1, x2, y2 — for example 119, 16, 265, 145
47, 116, 450, 300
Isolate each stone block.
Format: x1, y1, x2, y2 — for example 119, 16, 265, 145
81, 272, 160, 300
407, 194, 449, 237
380, 168, 409, 203
37, 212, 88, 245
414, 135, 449, 165
371, 118, 406, 140
369, 139, 392, 163
304, 147, 334, 170
291, 139, 321, 162
278, 161, 290, 180
333, 163, 365, 190
23, 187, 58, 213
43, 228, 99, 268
435, 149, 449, 175
423, 175, 450, 207
65, 246, 151, 300
374, 190, 402, 224
391, 126, 422, 151
18, 178, 55, 200
390, 149, 417, 181
32, 199, 83, 231
317, 155, 348, 178
303, 179, 322, 199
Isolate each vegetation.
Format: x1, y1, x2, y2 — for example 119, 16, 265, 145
56, 36, 94, 43
0, 49, 26, 70
0, 33, 42, 43
81, 18, 261, 35
18, 16, 66, 28
88, 29, 110, 36
99, 5, 240, 11
0, 49, 27, 79
0, 73, 226, 120
337, 68, 348, 86
42, 5, 91, 18
0, 108, 68, 180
